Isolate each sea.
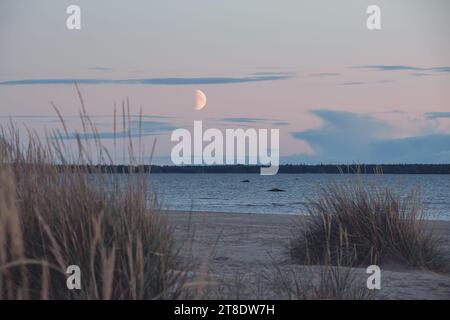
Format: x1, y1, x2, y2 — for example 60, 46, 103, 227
142, 174, 450, 220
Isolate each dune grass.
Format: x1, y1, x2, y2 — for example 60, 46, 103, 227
290, 176, 448, 272
0, 89, 192, 299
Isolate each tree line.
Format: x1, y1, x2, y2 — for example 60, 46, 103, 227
60, 164, 450, 174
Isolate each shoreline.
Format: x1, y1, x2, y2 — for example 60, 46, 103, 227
166, 210, 450, 299
163, 209, 450, 223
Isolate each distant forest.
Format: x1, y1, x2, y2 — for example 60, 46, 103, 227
63, 164, 450, 174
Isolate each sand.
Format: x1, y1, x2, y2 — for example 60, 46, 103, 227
166, 210, 450, 300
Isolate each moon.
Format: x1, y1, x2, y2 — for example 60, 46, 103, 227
195, 89, 207, 111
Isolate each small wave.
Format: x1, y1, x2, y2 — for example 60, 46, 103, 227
271, 203, 285, 207
288, 201, 307, 205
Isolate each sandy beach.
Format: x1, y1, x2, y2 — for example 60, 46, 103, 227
167, 211, 450, 299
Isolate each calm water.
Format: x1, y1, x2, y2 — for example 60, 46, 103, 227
141, 174, 450, 220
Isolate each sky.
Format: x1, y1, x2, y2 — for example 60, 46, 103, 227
0, 0, 449, 164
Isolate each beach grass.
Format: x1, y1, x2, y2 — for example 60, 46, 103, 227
290, 176, 449, 272
0, 89, 191, 299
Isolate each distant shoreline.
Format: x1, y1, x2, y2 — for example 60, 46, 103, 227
56, 164, 450, 174
162, 209, 450, 222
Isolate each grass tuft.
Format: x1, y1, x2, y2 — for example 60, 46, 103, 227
291, 177, 448, 272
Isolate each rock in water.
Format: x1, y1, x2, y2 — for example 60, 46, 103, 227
268, 188, 285, 192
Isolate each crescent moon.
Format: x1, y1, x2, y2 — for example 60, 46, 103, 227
195, 89, 207, 111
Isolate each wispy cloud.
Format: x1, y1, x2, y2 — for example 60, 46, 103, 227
359, 65, 422, 71
219, 117, 289, 126
430, 67, 450, 73
60, 120, 176, 140
425, 112, 450, 119
0, 73, 292, 86
341, 81, 367, 86
272, 121, 289, 126
0, 114, 174, 120
340, 80, 394, 86
250, 71, 293, 76
357, 65, 450, 73
309, 72, 340, 77
90, 66, 114, 72
220, 117, 270, 123
410, 73, 432, 77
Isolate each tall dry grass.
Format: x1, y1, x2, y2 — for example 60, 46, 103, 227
291, 177, 448, 272
0, 88, 189, 299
